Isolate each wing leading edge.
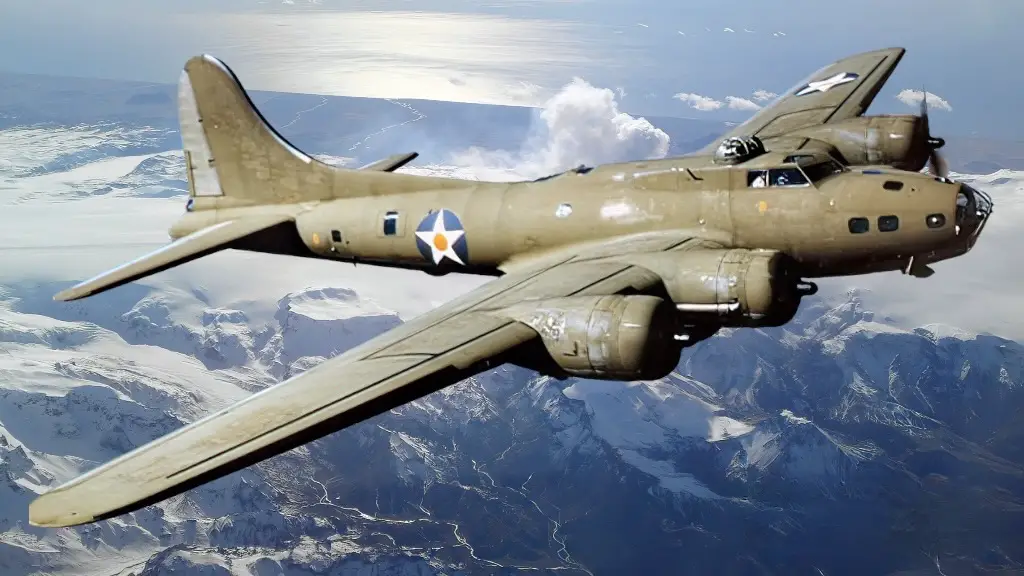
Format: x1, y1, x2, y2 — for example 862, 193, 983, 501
29, 231, 709, 528
701, 47, 906, 152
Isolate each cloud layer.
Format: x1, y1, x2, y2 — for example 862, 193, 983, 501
448, 78, 670, 180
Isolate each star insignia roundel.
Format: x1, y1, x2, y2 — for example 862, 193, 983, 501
794, 72, 859, 96
415, 209, 468, 266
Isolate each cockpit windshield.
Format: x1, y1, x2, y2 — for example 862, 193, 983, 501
800, 159, 845, 183
747, 167, 809, 188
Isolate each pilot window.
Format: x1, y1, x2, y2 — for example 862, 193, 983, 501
770, 168, 809, 187
331, 230, 342, 242
382, 211, 399, 236
848, 217, 869, 234
878, 215, 899, 232
748, 170, 769, 188
748, 168, 809, 188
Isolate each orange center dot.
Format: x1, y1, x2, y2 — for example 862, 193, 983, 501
433, 234, 448, 251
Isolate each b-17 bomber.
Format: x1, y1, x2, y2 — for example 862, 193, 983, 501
28, 47, 993, 527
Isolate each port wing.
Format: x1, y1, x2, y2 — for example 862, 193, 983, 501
29, 230, 710, 527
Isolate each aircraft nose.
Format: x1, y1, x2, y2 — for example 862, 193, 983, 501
955, 182, 993, 246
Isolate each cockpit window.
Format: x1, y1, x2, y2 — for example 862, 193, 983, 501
748, 168, 809, 188
783, 154, 815, 164
801, 160, 844, 183
185, 198, 195, 212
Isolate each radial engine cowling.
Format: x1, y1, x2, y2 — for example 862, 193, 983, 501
789, 115, 939, 172
496, 295, 682, 381
650, 248, 808, 328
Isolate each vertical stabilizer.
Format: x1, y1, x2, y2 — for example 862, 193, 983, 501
176, 55, 467, 205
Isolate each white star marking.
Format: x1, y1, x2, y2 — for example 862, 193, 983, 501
415, 210, 466, 265
795, 72, 858, 96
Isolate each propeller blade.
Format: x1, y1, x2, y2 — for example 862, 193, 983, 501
929, 149, 949, 178
920, 88, 947, 174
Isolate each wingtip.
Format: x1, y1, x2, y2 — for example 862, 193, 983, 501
28, 494, 89, 529
53, 288, 80, 302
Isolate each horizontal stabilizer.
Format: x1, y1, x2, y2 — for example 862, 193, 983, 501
359, 152, 419, 172
54, 214, 294, 302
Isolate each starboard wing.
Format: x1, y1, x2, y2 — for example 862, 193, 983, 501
701, 47, 906, 152
29, 230, 714, 528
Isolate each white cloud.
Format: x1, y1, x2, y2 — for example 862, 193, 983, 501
752, 89, 777, 102
446, 77, 670, 180
895, 89, 953, 112
673, 92, 724, 111
725, 96, 761, 111
674, 93, 766, 112
503, 80, 544, 104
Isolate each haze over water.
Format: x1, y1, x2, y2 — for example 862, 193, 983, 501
0, 0, 1020, 139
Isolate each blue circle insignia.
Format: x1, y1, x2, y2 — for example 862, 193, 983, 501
414, 209, 469, 266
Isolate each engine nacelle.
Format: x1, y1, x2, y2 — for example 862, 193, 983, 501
640, 248, 808, 328
789, 115, 936, 172
496, 295, 683, 381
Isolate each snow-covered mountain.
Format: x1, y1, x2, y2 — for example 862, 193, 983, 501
1, 73, 1023, 575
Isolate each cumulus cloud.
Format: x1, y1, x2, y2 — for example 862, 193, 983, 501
673, 92, 724, 111
896, 89, 953, 111
752, 89, 777, 102
675, 92, 767, 112
444, 77, 670, 180
725, 96, 761, 111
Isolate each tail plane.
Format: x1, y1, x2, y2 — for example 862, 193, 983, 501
178, 54, 461, 205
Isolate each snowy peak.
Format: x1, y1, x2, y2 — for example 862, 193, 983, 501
732, 409, 882, 483
266, 287, 402, 379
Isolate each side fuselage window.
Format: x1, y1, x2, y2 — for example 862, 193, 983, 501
383, 211, 399, 236
849, 217, 869, 234
878, 215, 899, 232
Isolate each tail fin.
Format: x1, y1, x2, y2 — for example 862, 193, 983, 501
177, 55, 465, 205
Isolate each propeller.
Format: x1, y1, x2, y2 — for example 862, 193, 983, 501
919, 90, 948, 178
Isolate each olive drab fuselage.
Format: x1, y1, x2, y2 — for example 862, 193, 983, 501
176, 151, 981, 282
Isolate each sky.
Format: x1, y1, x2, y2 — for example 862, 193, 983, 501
0, 0, 1022, 340
0, 0, 1021, 139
